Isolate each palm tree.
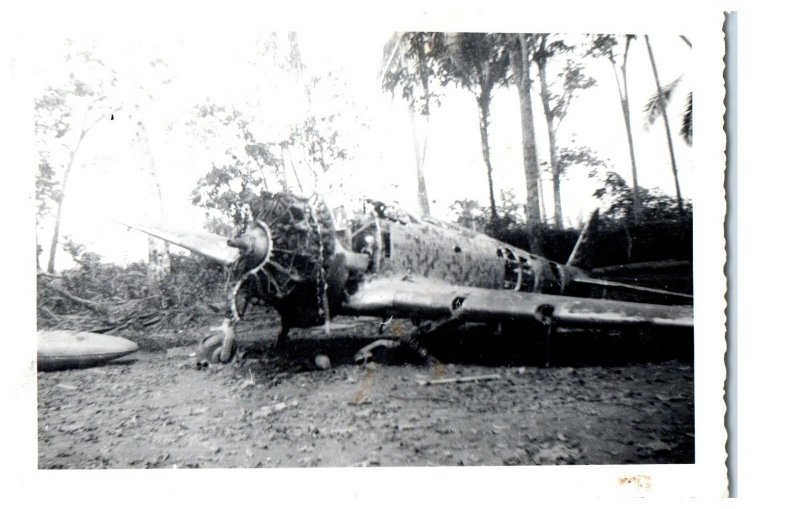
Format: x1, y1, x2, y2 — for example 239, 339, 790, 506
381, 32, 447, 217
588, 34, 642, 222
441, 33, 510, 223
643, 35, 684, 215
507, 33, 543, 249
643, 35, 693, 147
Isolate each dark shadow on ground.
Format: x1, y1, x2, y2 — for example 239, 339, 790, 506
240, 319, 694, 371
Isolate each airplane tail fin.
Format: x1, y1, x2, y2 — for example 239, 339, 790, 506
563, 209, 693, 305
565, 209, 600, 269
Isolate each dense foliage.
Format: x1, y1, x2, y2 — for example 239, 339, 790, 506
37, 243, 227, 332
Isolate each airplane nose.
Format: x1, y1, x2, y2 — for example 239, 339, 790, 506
227, 222, 271, 264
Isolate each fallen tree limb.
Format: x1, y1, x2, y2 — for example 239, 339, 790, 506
47, 285, 108, 314
417, 374, 502, 386
37, 272, 62, 279
38, 305, 62, 324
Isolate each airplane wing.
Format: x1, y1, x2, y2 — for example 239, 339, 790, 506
342, 277, 692, 329
114, 219, 240, 265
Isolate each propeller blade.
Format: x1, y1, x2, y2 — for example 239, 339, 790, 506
115, 219, 239, 265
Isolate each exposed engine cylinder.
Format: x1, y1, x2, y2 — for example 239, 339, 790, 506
226, 192, 338, 327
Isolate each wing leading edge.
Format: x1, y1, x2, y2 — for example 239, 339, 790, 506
342, 277, 692, 329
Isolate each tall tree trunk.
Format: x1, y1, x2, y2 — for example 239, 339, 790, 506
408, 108, 431, 216
644, 35, 684, 215
612, 36, 642, 222
477, 94, 498, 223
538, 174, 548, 225
46, 138, 82, 273
136, 114, 171, 298
409, 36, 432, 217
511, 34, 543, 252
46, 196, 65, 274
551, 174, 562, 229
535, 57, 564, 229
45, 106, 117, 273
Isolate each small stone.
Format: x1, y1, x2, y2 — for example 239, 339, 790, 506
254, 406, 272, 418
314, 354, 331, 370
645, 440, 672, 452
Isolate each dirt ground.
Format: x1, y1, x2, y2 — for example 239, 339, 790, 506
37, 317, 694, 468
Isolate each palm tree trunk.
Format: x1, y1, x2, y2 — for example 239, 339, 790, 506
511, 34, 543, 251
408, 107, 431, 217
613, 36, 642, 222
477, 94, 498, 223
412, 36, 433, 217
535, 59, 563, 229
644, 35, 684, 215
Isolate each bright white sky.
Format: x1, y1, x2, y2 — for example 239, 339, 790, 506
33, 28, 692, 270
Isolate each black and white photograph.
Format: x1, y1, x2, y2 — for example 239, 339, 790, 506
9, 2, 730, 502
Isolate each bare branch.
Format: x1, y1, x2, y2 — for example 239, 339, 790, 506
47, 285, 108, 314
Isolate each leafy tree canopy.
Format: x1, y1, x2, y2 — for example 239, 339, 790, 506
593, 171, 690, 222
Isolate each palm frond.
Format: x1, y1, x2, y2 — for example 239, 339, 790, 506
643, 76, 682, 127
680, 93, 692, 145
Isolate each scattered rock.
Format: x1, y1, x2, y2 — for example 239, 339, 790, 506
253, 402, 289, 418
314, 354, 331, 370
355, 408, 372, 419
532, 442, 581, 464
503, 448, 529, 465
645, 440, 672, 453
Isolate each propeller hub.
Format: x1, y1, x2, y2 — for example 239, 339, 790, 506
227, 222, 271, 264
